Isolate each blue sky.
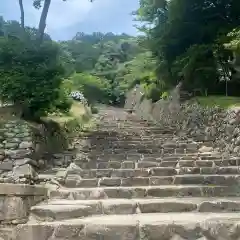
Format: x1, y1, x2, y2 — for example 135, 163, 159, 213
1, 0, 140, 40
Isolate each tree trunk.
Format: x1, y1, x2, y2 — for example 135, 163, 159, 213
18, 0, 25, 29
38, 0, 51, 44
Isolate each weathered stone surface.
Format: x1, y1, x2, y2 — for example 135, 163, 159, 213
31, 204, 92, 221
12, 213, 240, 240
13, 164, 37, 179
0, 197, 28, 221
6, 149, 31, 159
18, 142, 33, 149
13, 224, 54, 240
99, 178, 121, 186
0, 161, 13, 171
0, 183, 47, 196
102, 199, 137, 215
7, 102, 240, 239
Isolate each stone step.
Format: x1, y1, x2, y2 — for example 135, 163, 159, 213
14, 212, 240, 240
138, 159, 238, 168
75, 158, 220, 169
62, 174, 240, 188
79, 153, 202, 162
79, 148, 164, 155
30, 204, 92, 222
79, 135, 179, 143
79, 148, 213, 156
76, 152, 216, 161
30, 197, 240, 220
85, 140, 198, 147
74, 154, 227, 165
49, 185, 239, 200
66, 166, 240, 179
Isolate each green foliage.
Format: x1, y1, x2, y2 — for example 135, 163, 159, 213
0, 14, 145, 111
135, 0, 240, 97
70, 73, 110, 105
225, 28, 240, 52
172, 44, 219, 93
52, 86, 73, 113
116, 51, 166, 102
192, 96, 240, 109
0, 37, 68, 118
59, 33, 143, 106
90, 105, 99, 114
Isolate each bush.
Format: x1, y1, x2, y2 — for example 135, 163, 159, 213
70, 73, 109, 105
90, 105, 99, 114
53, 87, 73, 113
0, 37, 67, 119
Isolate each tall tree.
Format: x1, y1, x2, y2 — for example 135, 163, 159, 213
18, 0, 25, 29
136, 0, 240, 95
37, 0, 51, 43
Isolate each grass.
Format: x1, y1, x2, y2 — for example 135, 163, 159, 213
41, 101, 95, 149
45, 101, 91, 124
192, 96, 240, 109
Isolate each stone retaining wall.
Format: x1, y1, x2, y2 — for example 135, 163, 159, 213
124, 85, 240, 156
0, 183, 47, 240
0, 120, 37, 183
0, 117, 74, 184
0, 184, 47, 224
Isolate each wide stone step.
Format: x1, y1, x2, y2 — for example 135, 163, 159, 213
138, 159, 238, 168
49, 185, 239, 200
75, 158, 221, 169
30, 204, 92, 222
79, 148, 213, 157
63, 174, 240, 188
66, 166, 240, 178
73, 154, 232, 167
30, 197, 240, 221
14, 212, 240, 240
67, 167, 176, 176
75, 152, 207, 162
79, 148, 165, 155
85, 140, 198, 147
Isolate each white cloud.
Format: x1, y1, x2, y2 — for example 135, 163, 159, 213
24, 0, 93, 30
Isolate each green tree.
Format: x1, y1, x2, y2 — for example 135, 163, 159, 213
70, 73, 110, 105
61, 33, 142, 105
0, 36, 66, 119
135, 0, 240, 95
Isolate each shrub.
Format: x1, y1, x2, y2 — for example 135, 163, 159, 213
53, 87, 73, 113
90, 105, 99, 114
70, 73, 109, 105
0, 37, 67, 119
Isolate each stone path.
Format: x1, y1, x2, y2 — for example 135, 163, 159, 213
13, 106, 240, 240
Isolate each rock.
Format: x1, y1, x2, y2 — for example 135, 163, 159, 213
14, 158, 38, 167
13, 164, 37, 179
6, 149, 31, 159
55, 169, 68, 180
67, 162, 81, 170
4, 142, 19, 149
38, 159, 45, 168
0, 161, 13, 171
4, 133, 16, 138
19, 141, 33, 149
199, 146, 213, 153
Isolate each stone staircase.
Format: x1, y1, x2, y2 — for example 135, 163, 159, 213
13, 107, 240, 240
